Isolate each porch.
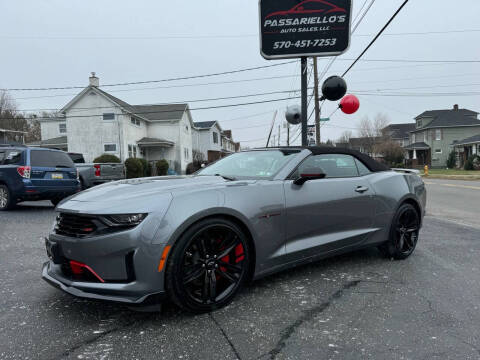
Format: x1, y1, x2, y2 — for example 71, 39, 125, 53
136, 137, 177, 174
404, 142, 431, 168
452, 134, 480, 168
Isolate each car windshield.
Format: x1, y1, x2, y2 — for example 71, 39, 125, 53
196, 150, 299, 180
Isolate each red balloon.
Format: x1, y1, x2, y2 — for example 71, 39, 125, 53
340, 94, 360, 114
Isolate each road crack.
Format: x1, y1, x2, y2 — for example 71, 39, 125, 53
266, 280, 361, 360
53, 314, 149, 360
209, 312, 242, 360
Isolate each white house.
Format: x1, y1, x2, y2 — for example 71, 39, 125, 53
37, 73, 194, 173
193, 121, 239, 163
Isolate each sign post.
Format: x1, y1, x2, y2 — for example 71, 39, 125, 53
259, 0, 352, 146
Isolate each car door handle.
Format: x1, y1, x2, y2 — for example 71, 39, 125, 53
355, 186, 369, 193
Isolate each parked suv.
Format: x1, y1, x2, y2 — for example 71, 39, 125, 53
0, 145, 80, 210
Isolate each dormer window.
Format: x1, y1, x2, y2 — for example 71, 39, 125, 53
417, 119, 422, 128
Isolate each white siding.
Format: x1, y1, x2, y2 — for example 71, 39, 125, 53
40, 120, 65, 140
65, 91, 122, 162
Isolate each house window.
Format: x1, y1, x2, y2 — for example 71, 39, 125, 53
435, 149, 442, 154
417, 120, 422, 128
412, 133, 416, 143
128, 144, 137, 158
213, 132, 218, 144
131, 117, 140, 126
104, 143, 117, 152
103, 113, 115, 121
435, 129, 442, 141
184, 148, 189, 159
59, 123, 66, 134
423, 132, 427, 142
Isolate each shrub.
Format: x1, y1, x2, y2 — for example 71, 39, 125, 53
473, 155, 480, 170
464, 155, 475, 170
138, 158, 151, 177
156, 159, 169, 176
446, 150, 456, 169
93, 154, 121, 163
125, 158, 144, 178
186, 161, 203, 174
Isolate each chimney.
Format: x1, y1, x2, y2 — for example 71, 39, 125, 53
89, 72, 99, 87
453, 104, 459, 111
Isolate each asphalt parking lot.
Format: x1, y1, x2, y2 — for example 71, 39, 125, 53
1, 179, 479, 360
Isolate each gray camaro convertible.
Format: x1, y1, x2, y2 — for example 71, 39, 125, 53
42, 147, 426, 313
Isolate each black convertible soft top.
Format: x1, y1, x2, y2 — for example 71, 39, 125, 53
306, 146, 390, 172
256, 146, 390, 172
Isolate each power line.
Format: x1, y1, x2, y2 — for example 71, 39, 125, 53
342, 0, 410, 77
4, 59, 479, 93
1, 61, 297, 91
1, 94, 320, 121
3, 29, 479, 40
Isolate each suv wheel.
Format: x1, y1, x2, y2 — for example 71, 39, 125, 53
0, 185, 14, 211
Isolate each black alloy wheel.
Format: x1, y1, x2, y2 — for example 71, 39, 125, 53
380, 203, 420, 260
166, 218, 250, 313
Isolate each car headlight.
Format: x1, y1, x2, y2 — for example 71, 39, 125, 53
105, 213, 148, 226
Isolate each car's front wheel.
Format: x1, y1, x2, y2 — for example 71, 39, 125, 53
166, 217, 251, 313
0, 185, 14, 211
379, 203, 420, 260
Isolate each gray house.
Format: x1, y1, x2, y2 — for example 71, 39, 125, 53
404, 105, 480, 168
382, 123, 416, 147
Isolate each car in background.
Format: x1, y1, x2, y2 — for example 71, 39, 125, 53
68, 153, 125, 189
0, 145, 80, 210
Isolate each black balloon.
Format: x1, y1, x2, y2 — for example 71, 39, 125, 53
321, 76, 347, 101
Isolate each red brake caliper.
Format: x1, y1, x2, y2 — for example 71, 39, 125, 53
218, 243, 244, 275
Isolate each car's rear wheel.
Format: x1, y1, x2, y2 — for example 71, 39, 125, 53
166, 218, 250, 313
0, 185, 14, 211
379, 203, 420, 260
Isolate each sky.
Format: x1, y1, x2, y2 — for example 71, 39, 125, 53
1, 0, 479, 148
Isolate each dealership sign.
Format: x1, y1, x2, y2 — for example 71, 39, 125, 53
259, 0, 352, 59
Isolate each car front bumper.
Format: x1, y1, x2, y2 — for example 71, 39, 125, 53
42, 261, 165, 304
42, 223, 169, 304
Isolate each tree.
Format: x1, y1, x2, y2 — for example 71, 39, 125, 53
357, 113, 390, 155
374, 139, 404, 167
0, 91, 43, 143
337, 130, 353, 144
446, 150, 456, 169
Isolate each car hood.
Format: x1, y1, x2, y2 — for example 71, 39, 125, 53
56, 176, 234, 213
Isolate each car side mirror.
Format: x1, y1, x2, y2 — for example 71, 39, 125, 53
293, 168, 326, 185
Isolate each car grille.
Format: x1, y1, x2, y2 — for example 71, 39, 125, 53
55, 213, 98, 238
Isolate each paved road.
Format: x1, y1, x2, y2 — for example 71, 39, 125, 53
424, 178, 480, 228
1, 190, 479, 360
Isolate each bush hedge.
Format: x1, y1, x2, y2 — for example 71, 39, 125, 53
156, 159, 169, 176
138, 158, 151, 177
93, 154, 121, 163
125, 158, 144, 178
446, 150, 456, 169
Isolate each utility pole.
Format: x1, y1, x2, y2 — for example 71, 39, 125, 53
266, 110, 277, 147
287, 123, 290, 146
313, 57, 321, 145
301, 57, 308, 146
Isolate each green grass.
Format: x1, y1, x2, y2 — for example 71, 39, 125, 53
422, 169, 480, 175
